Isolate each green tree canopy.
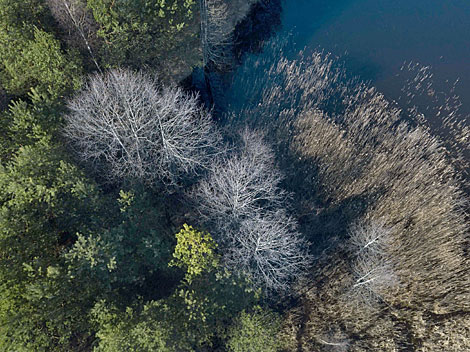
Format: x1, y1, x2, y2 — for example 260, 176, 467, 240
226, 307, 284, 352
91, 300, 172, 352
92, 224, 259, 351
0, 26, 82, 100
0, 0, 51, 30
66, 188, 173, 294
87, 0, 201, 81
0, 140, 103, 351
170, 224, 219, 283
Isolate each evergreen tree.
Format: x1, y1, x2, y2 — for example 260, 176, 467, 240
0, 25, 82, 100
87, 0, 201, 81
0, 141, 103, 351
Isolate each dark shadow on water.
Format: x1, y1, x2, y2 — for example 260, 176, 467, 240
184, 0, 283, 112
232, 0, 283, 64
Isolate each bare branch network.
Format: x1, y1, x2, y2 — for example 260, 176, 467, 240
200, 0, 234, 68
46, 0, 101, 71
192, 129, 311, 292
347, 220, 398, 306
225, 209, 311, 293
63, 69, 221, 185
193, 128, 286, 225
316, 329, 350, 352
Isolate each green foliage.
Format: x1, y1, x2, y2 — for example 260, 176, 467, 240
91, 300, 172, 352
0, 4, 95, 345
226, 307, 284, 352
66, 188, 172, 292
87, 0, 200, 79
0, 0, 83, 100
92, 225, 259, 351
0, 93, 65, 161
0, 0, 51, 30
170, 224, 218, 283
65, 233, 117, 286
6, 99, 50, 144
0, 263, 98, 351
167, 225, 258, 350
0, 26, 83, 100
168, 225, 230, 348
0, 141, 100, 274
168, 267, 258, 350
0, 141, 103, 351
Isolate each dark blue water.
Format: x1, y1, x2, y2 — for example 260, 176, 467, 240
280, 0, 470, 115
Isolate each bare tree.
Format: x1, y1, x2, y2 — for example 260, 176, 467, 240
349, 220, 392, 255
63, 69, 221, 185
46, 0, 101, 71
316, 329, 350, 352
192, 128, 286, 226
191, 129, 311, 292
200, 0, 260, 69
225, 209, 311, 292
200, 0, 233, 69
347, 220, 397, 306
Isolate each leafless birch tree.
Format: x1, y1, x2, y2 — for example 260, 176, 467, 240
315, 329, 350, 352
63, 69, 221, 184
193, 128, 285, 225
199, 0, 261, 69
46, 0, 101, 71
347, 220, 397, 306
200, 0, 233, 68
192, 128, 311, 292
225, 209, 311, 292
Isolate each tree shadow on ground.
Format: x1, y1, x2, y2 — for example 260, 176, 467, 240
278, 152, 376, 254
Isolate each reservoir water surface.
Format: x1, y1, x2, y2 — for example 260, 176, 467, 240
279, 0, 470, 115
